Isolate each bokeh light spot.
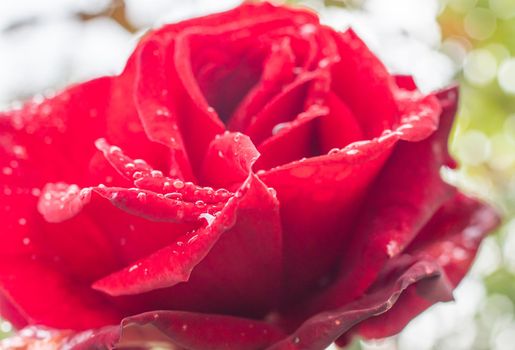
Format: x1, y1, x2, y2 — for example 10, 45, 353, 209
464, 8, 497, 40
498, 58, 515, 95
464, 49, 498, 86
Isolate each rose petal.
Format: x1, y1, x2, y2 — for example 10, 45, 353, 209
201, 132, 260, 188
93, 135, 283, 318
353, 194, 500, 340
255, 104, 328, 170
94, 138, 233, 203
92, 186, 223, 224
283, 86, 456, 320
0, 259, 120, 330
244, 71, 323, 146
121, 312, 285, 350
134, 38, 198, 180
132, 3, 318, 177
268, 257, 451, 350
90, 203, 233, 295
331, 29, 399, 137
316, 91, 365, 154
38, 311, 285, 350
228, 37, 297, 132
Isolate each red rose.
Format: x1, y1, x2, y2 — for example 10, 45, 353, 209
0, 2, 500, 349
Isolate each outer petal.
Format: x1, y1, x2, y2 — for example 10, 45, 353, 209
267, 257, 452, 350
354, 194, 500, 340
282, 86, 456, 321
258, 87, 441, 305
0, 259, 120, 330
0, 158, 194, 329
2, 312, 286, 350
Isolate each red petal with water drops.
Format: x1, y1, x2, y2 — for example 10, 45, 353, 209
201, 132, 260, 189
131, 3, 318, 177
268, 257, 451, 350
90, 208, 230, 295
353, 194, 500, 340
257, 94, 439, 307
244, 71, 322, 147
92, 134, 282, 318
228, 37, 297, 132
282, 86, 454, 322
91, 186, 223, 224
255, 104, 328, 171
5, 312, 285, 350
134, 38, 198, 180
113, 311, 285, 350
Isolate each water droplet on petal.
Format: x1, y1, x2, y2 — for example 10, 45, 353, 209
318, 58, 331, 68
215, 188, 231, 198
187, 235, 199, 244
137, 192, 147, 203
156, 108, 170, 117
173, 180, 185, 189
12, 145, 27, 159
151, 170, 163, 178
199, 213, 215, 225
109, 145, 121, 154
300, 23, 316, 36
165, 192, 182, 200
272, 122, 289, 135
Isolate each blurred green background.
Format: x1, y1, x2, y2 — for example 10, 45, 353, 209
0, 0, 514, 348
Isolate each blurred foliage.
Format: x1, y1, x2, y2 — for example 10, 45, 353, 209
441, 0, 515, 328
441, 0, 515, 215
